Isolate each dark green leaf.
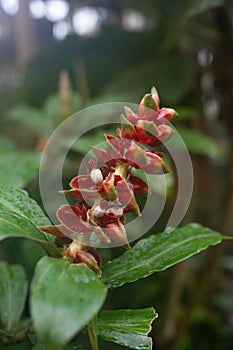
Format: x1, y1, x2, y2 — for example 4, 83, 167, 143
0, 186, 54, 244
102, 223, 228, 289
0, 262, 28, 332
0, 210, 61, 257
98, 308, 157, 350
0, 328, 10, 337
30, 257, 107, 349
0, 186, 50, 227
0, 151, 40, 187
175, 127, 220, 158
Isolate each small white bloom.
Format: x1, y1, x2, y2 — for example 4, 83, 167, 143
90, 168, 103, 184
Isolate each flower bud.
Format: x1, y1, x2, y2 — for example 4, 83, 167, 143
88, 248, 102, 266
90, 168, 103, 184
76, 249, 101, 277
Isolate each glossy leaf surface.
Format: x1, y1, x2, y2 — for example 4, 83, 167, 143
98, 308, 157, 350
30, 257, 107, 349
0, 262, 28, 332
0, 186, 50, 227
0, 210, 61, 257
0, 151, 41, 188
102, 223, 227, 288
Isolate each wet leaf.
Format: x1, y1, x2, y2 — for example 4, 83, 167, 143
0, 186, 50, 227
102, 223, 228, 288
98, 308, 157, 350
30, 257, 107, 349
0, 210, 61, 257
0, 262, 28, 332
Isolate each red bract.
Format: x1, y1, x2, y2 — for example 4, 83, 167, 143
39, 87, 177, 273
120, 88, 177, 147
68, 174, 102, 203
125, 141, 169, 174
101, 164, 149, 195
57, 204, 92, 235
56, 204, 112, 244
92, 135, 168, 175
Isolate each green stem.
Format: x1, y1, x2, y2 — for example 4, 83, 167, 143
88, 319, 99, 350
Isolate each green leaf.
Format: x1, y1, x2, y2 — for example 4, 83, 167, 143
174, 127, 220, 158
0, 151, 41, 187
0, 328, 10, 337
98, 308, 157, 350
30, 257, 107, 349
0, 186, 50, 227
0, 210, 61, 257
0, 186, 54, 244
0, 136, 16, 154
102, 223, 228, 289
0, 262, 28, 332
8, 105, 54, 136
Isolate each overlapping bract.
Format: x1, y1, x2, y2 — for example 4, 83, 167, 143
40, 88, 177, 273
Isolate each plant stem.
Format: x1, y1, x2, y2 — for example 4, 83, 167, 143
88, 319, 99, 350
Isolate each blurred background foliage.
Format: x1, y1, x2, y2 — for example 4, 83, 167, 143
0, 0, 233, 349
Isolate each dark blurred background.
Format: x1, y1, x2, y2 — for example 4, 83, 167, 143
0, 0, 233, 349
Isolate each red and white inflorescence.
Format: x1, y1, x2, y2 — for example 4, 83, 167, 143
40, 87, 177, 276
